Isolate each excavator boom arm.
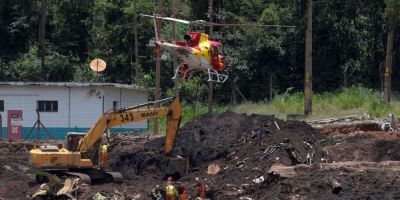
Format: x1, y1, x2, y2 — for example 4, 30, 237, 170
78, 97, 183, 153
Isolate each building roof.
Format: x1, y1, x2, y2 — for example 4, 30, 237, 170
0, 82, 148, 91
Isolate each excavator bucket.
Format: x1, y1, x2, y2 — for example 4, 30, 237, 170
164, 97, 183, 155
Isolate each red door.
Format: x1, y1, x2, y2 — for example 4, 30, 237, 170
7, 110, 23, 141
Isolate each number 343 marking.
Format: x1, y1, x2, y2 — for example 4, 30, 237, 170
120, 113, 134, 122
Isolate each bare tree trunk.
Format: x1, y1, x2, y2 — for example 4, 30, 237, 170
207, 0, 214, 114
383, 28, 393, 103
343, 66, 348, 87
153, 0, 163, 135
39, 0, 47, 78
133, 0, 140, 83
304, 0, 313, 116
172, 0, 179, 97
231, 78, 237, 106
269, 74, 273, 101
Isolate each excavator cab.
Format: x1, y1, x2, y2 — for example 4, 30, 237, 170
65, 132, 86, 151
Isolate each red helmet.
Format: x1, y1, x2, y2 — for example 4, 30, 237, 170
168, 176, 173, 181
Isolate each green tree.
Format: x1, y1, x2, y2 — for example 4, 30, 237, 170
0, 0, 35, 60
9, 45, 77, 81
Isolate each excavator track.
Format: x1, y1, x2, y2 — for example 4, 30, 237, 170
64, 171, 92, 185
106, 171, 123, 183
64, 169, 123, 184
34, 169, 122, 185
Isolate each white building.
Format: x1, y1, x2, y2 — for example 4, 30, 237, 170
0, 82, 148, 140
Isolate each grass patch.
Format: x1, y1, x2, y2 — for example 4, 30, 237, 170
331, 87, 374, 109
147, 87, 400, 135
271, 92, 304, 114
368, 101, 393, 117
234, 86, 397, 120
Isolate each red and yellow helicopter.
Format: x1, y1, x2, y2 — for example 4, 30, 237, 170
141, 14, 295, 83
159, 31, 226, 82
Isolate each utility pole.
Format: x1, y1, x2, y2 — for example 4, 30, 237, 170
39, 0, 47, 77
207, 0, 214, 114
269, 74, 273, 101
231, 79, 237, 106
383, 27, 393, 103
304, 0, 313, 116
172, 0, 179, 96
0, 114, 2, 140
153, 0, 163, 135
133, 0, 140, 84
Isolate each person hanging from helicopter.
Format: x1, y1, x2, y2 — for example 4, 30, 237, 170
176, 34, 195, 80
209, 42, 224, 71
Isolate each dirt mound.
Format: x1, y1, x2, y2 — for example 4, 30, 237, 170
3, 111, 400, 199
318, 122, 381, 136
108, 111, 326, 198
172, 112, 324, 167
0, 141, 33, 155
324, 135, 400, 162
109, 111, 325, 174
107, 112, 400, 199
251, 161, 400, 199
0, 142, 35, 199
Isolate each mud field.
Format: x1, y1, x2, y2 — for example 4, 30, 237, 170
1, 111, 400, 199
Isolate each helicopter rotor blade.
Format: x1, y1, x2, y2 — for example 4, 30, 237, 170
140, 14, 191, 24
140, 14, 296, 28
163, 17, 191, 24
205, 22, 296, 28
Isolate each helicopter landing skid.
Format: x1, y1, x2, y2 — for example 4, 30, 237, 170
172, 65, 191, 80
172, 65, 228, 83
207, 69, 228, 83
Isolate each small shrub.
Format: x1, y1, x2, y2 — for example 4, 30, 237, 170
332, 86, 373, 109
368, 101, 393, 117
271, 92, 303, 114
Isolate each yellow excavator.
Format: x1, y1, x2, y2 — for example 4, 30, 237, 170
30, 97, 183, 184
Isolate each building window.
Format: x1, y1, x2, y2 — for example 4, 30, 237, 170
37, 101, 58, 112
0, 100, 3, 112
113, 101, 119, 111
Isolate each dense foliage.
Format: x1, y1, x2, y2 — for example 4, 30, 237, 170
0, 0, 399, 103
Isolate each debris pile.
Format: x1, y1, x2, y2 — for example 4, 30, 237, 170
324, 134, 400, 162
107, 111, 400, 199
0, 142, 35, 199
309, 114, 400, 135
108, 111, 326, 199
2, 111, 400, 199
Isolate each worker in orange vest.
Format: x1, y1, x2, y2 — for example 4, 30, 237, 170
177, 184, 189, 200
179, 190, 189, 200
166, 177, 178, 200
195, 177, 206, 200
